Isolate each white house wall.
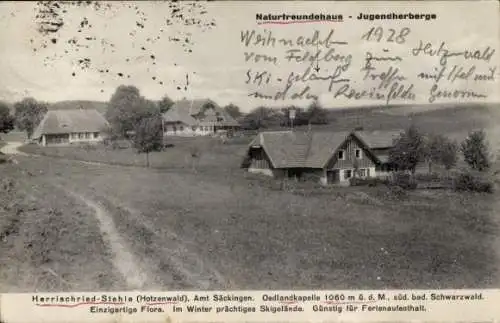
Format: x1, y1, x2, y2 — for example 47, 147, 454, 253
40, 132, 103, 146
338, 166, 377, 182
69, 132, 102, 143
164, 124, 215, 136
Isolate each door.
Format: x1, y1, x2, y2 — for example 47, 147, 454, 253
327, 170, 340, 184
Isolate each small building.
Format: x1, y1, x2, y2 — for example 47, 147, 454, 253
354, 130, 403, 178
162, 99, 239, 136
32, 109, 109, 146
241, 130, 402, 185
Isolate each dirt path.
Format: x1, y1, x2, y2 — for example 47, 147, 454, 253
60, 187, 154, 290
0, 141, 28, 156
3, 142, 229, 289
99, 196, 230, 289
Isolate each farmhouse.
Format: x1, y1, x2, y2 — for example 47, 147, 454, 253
162, 99, 239, 136
242, 130, 402, 184
32, 109, 109, 146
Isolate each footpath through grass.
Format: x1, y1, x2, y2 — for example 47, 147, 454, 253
0, 162, 126, 292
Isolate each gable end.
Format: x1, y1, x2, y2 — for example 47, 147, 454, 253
325, 133, 379, 169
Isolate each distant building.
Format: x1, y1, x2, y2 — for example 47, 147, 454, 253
162, 99, 239, 136
241, 130, 402, 185
32, 109, 109, 146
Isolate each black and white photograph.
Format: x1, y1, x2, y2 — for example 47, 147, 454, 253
0, 0, 499, 304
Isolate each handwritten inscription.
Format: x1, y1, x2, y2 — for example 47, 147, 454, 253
334, 53, 416, 104
411, 40, 496, 66
241, 25, 497, 105
241, 29, 347, 48
284, 48, 351, 64
412, 40, 496, 103
361, 27, 411, 44
244, 52, 278, 65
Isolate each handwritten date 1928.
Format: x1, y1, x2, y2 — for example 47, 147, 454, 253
361, 26, 411, 44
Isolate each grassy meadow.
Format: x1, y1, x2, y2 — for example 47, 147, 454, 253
2, 151, 498, 290
2, 102, 500, 290
19, 136, 250, 176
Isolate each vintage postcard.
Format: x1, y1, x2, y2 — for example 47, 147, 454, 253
0, 0, 499, 322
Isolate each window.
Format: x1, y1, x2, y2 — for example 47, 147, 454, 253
173, 125, 176, 133
192, 126, 197, 131
355, 149, 363, 159
179, 125, 184, 131
78, 133, 84, 139
359, 169, 367, 177
344, 169, 352, 179
338, 150, 345, 160
85, 132, 91, 139
94, 132, 99, 139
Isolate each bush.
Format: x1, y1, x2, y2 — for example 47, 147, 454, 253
349, 177, 388, 187
105, 139, 131, 150
390, 172, 417, 190
301, 172, 322, 183
387, 185, 408, 200
414, 172, 442, 182
453, 172, 494, 193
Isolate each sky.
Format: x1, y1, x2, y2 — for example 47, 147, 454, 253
0, 1, 498, 112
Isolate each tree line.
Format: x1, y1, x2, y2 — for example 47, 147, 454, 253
0, 98, 49, 139
388, 124, 491, 176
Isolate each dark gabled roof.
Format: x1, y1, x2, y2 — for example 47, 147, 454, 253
170, 98, 216, 116
49, 100, 108, 115
32, 109, 109, 138
163, 98, 239, 127
162, 107, 198, 126
248, 130, 401, 169
306, 131, 352, 168
354, 130, 404, 164
354, 130, 403, 149
249, 131, 351, 168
